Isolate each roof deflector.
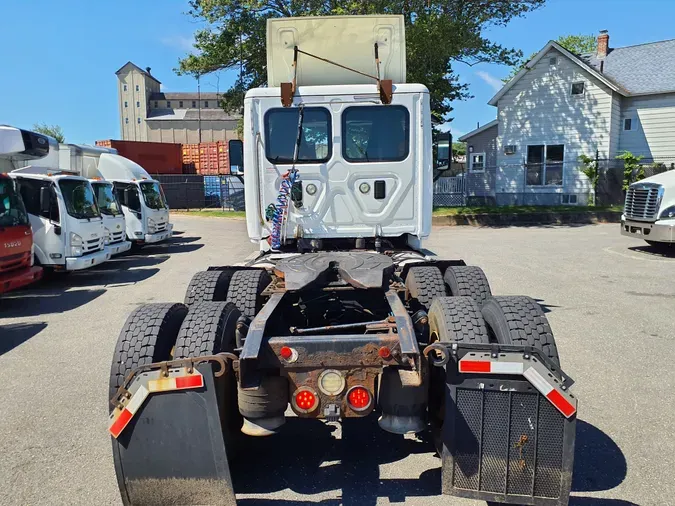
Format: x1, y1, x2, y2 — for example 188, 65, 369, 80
279, 44, 393, 107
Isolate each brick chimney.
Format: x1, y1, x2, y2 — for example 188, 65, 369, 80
597, 30, 609, 58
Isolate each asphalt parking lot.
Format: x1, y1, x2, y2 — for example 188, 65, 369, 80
1, 216, 673, 506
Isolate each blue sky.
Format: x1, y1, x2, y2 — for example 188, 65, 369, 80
1, 0, 674, 144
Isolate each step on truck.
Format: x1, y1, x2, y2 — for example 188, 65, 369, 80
108, 15, 578, 506
0, 127, 43, 293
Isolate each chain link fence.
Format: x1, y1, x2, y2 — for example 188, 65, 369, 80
156, 175, 245, 211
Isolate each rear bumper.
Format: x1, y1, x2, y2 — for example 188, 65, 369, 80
65, 249, 110, 271
107, 241, 132, 256
144, 224, 173, 244
621, 217, 675, 243
0, 266, 43, 294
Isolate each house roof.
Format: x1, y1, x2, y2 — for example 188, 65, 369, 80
581, 39, 675, 95
115, 62, 161, 84
146, 109, 239, 122
150, 92, 222, 101
458, 119, 498, 142
488, 41, 624, 106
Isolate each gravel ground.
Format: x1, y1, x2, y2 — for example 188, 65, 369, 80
1, 216, 673, 506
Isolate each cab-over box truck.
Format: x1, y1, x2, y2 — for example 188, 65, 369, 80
108, 16, 578, 506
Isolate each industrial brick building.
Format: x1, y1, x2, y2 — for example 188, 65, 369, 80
116, 62, 239, 144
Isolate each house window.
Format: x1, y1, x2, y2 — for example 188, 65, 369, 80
192, 100, 197, 108
526, 145, 564, 186
137, 118, 141, 124
124, 101, 128, 108
549, 57, 558, 66
154, 101, 158, 108
135, 85, 139, 92
469, 153, 486, 172
179, 101, 184, 108
167, 101, 171, 108
125, 118, 128, 124
571, 82, 585, 95
204, 101, 209, 108
123, 84, 127, 92
624, 118, 636, 131
136, 101, 140, 107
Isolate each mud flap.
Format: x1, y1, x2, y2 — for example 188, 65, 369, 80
112, 363, 237, 506
439, 348, 576, 506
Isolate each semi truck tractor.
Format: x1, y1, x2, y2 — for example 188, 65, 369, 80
0, 126, 43, 293
108, 15, 578, 506
621, 170, 675, 248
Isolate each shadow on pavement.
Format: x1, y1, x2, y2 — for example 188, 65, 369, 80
628, 244, 675, 258
0, 287, 105, 317
570, 499, 638, 506
573, 419, 627, 493
0, 321, 47, 355
233, 416, 439, 505
534, 298, 560, 314
141, 236, 204, 255
39, 267, 160, 289
103, 253, 170, 269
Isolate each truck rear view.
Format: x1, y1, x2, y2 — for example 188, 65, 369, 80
107, 15, 577, 506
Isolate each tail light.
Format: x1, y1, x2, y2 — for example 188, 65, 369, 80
347, 386, 372, 412
292, 387, 319, 413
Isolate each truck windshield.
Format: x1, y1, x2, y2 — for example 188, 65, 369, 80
140, 182, 167, 210
59, 179, 100, 219
0, 178, 29, 227
92, 182, 122, 216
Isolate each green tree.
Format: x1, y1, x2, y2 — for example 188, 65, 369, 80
178, 0, 545, 124
616, 151, 645, 190
503, 34, 597, 83
452, 141, 466, 159
578, 154, 599, 205
32, 123, 65, 143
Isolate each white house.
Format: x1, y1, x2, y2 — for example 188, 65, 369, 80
460, 31, 675, 205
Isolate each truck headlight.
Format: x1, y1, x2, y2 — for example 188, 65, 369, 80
70, 232, 83, 246
147, 218, 157, 233
104, 228, 111, 245
659, 206, 675, 219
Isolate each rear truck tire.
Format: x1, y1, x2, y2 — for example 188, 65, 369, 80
226, 268, 272, 318
183, 269, 234, 305
109, 303, 188, 405
405, 266, 446, 311
427, 297, 490, 446
444, 266, 492, 307
173, 301, 243, 449
481, 296, 560, 365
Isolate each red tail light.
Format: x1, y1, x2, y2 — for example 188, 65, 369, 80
292, 387, 319, 413
280, 346, 293, 360
347, 386, 372, 411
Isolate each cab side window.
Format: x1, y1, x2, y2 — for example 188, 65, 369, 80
113, 182, 141, 213
16, 178, 60, 222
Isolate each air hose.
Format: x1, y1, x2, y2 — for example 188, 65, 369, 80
268, 106, 304, 250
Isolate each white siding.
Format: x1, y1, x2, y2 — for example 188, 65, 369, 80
619, 93, 675, 160
609, 92, 622, 157
496, 48, 614, 193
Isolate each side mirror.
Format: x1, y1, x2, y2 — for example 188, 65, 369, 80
39, 186, 51, 215
123, 188, 130, 207
228, 140, 243, 174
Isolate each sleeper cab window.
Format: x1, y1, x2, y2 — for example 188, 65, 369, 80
342, 105, 410, 162
264, 107, 332, 164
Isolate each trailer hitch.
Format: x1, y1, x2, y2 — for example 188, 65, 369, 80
110, 352, 238, 411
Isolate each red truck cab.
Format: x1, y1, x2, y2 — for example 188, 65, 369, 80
0, 174, 42, 293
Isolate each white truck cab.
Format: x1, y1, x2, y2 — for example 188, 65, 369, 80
621, 170, 675, 246
95, 154, 172, 246
9, 167, 110, 271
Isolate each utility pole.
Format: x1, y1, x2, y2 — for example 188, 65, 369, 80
197, 74, 202, 143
